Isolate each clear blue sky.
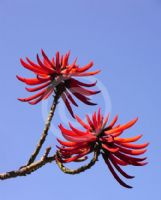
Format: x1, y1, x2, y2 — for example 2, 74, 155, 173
0, 0, 161, 199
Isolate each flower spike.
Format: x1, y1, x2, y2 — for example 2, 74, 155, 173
57, 109, 149, 188
17, 50, 100, 117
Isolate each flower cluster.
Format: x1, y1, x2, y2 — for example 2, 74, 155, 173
17, 49, 100, 117
17, 50, 149, 188
57, 109, 148, 188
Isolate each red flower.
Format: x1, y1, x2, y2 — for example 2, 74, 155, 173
57, 109, 149, 188
17, 49, 100, 117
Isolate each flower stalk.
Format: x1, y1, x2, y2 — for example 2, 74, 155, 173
55, 148, 100, 175
27, 84, 65, 165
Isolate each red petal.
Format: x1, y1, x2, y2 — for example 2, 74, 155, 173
61, 93, 75, 118
69, 89, 97, 105
102, 153, 132, 189
74, 70, 101, 76
105, 118, 138, 135
71, 84, 100, 96
28, 95, 44, 105
62, 134, 96, 143
102, 143, 119, 153
70, 78, 97, 87
109, 154, 134, 179
115, 151, 147, 165
77, 61, 93, 73
20, 58, 46, 75
108, 115, 118, 129
17, 75, 47, 85
109, 154, 128, 166
86, 114, 94, 129
42, 87, 54, 100
64, 58, 77, 73
75, 115, 91, 130
64, 90, 78, 107
97, 108, 102, 125
37, 54, 55, 74
114, 134, 143, 143
25, 81, 51, 92
92, 112, 98, 128
102, 113, 110, 128
120, 142, 149, 149
41, 49, 55, 69
62, 52, 70, 68
62, 148, 90, 163
57, 138, 84, 147
18, 88, 47, 102
68, 122, 89, 136
59, 124, 77, 137
115, 145, 147, 156
56, 51, 60, 70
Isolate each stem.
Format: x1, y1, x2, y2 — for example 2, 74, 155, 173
55, 150, 100, 174
0, 149, 55, 180
27, 86, 63, 165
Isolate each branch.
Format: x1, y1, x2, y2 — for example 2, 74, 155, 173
0, 148, 55, 180
55, 150, 100, 174
26, 86, 63, 165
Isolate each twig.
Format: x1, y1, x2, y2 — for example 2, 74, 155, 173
27, 86, 64, 165
55, 150, 100, 174
0, 151, 55, 180
42, 146, 51, 160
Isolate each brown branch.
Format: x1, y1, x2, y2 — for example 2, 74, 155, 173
26, 86, 64, 166
0, 149, 55, 180
55, 150, 100, 174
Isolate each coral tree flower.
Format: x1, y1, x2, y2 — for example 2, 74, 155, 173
57, 109, 149, 188
17, 49, 100, 117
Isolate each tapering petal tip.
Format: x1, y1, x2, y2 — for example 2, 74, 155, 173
17, 98, 26, 102
16, 75, 23, 81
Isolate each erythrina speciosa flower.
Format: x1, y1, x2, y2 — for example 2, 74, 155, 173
17, 49, 100, 117
57, 109, 149, 188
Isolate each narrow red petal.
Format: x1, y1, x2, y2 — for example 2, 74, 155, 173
107, 115, 118, 129
75, 115, 91, 130
25, 81, 51, 92
102, 143, 119, 153
109, 154, 128, 166
69, 89, 97, 105
86, 114, 94, 129
64, 90, 78, 107
74, 70, 101, 77
56, 51, 60, 70
114, 135, 143, 143
57, 138, 84, 147
92, 112, 98, 128
41, 49, 55, 69
120, 142, 149, 149
62, 148, 90, 163
20, 58, 46, 75
105, 118, 138, 135
61, 93, 75, 118
37, 54, 55, 74
70, 78, 97, 87
77, 61, 93, 73
71, 84, 100, 96
115, 151, 147, 165
109, 154, 135, 179
68, 122, 89, 136
102, 113, 110, 128
18, 88, 47, 102
115, 145, 147, 156
102, 153, 132, 189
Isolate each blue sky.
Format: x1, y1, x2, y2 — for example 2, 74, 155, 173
0, 0, 161, 199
